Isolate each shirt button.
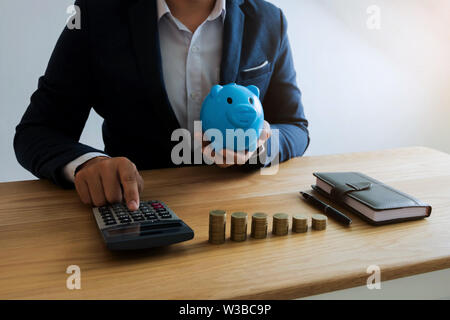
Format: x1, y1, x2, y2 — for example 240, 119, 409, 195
190, 92, 201, 101
192, 46, 200, 53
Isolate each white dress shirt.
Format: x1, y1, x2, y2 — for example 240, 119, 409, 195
158, 0, 225, 134
63, 0, 226, 182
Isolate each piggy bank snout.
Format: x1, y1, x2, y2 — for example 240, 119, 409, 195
226, 104, 258, 128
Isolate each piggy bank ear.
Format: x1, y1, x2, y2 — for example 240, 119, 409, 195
210, 85, 223, 98
247, 85, 260, 98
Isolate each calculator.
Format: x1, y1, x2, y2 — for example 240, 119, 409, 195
92, 201, 194, 250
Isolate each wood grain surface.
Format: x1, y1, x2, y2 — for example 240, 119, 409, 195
0, 147, 449, 299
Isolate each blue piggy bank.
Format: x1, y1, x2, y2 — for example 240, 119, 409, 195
200, 83, 264, 152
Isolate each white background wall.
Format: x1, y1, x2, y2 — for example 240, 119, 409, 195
1, 0, 449, 182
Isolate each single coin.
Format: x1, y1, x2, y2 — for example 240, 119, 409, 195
312, 214, 327, 221
252, 213, 268, 219
251, 226, 268, 230
293, 214, 308, 221
210, 210, 226, 216
273, 213, 289, 220
230, 232, 247, 242
210, 216, 226, 224
231, 212, 248, 219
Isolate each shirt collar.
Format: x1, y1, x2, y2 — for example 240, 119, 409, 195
157, 0, 226, 23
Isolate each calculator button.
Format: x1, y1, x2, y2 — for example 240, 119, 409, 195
105, 221, 117, 226
160, 215, 171, 219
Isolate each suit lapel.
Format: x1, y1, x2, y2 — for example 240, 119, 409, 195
128, 0, 180, 131
220, 0, 245, 85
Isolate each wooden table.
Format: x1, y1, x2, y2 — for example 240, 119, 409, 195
1, 147, 449, 299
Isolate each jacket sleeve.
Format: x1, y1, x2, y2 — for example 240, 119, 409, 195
263, 9, 310, 165
13, 0, 105, 188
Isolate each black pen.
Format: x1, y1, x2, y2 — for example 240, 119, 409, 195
300, 192, 352, 226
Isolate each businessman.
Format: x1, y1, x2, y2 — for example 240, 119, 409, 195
14, 0, 309, 211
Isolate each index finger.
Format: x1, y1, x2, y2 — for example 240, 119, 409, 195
118, 165, 140, 211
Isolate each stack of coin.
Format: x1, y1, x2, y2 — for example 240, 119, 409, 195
230, 212, 248, 242
251, 213, 268, 239
272, 213, 289, 236
209, 210, 226, 244
292, 214, 308, 233
312, 214, 327, 231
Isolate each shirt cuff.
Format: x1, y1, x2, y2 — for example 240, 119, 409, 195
63, 152, 109, 183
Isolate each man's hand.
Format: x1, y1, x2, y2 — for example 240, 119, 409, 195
74, 157, 144, 211
197, 120, 272, 168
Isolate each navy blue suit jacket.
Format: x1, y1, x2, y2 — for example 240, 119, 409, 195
14, 0, 309, 188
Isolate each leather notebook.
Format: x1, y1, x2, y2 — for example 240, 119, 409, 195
312, 172, 432, 225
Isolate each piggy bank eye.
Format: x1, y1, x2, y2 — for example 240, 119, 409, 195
249, 97, 254, 105
227, 97, 233, 104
